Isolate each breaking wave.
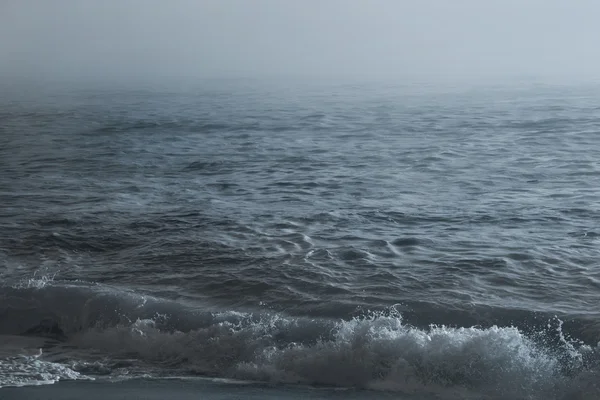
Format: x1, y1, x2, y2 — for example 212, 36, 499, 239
1, 280, 599, 398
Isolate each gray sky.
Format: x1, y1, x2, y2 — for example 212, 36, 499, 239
1, 0, 599, 83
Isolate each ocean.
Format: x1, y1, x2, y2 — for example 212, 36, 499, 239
1, 79, 599, 399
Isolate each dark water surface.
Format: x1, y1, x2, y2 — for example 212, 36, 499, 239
1, 80, 600, 398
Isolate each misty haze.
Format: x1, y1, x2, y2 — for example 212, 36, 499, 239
2, 0, 599, 82
1, 1, 600, 399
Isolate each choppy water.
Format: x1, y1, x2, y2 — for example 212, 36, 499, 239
1, 79, 600, 398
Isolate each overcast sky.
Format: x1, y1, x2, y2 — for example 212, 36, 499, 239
1, 0, 599, 83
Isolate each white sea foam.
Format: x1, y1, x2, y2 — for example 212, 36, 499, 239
68, 311, 599, 399
0, 338, 92, 388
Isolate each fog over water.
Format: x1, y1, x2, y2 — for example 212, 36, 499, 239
1, 0, 600, 84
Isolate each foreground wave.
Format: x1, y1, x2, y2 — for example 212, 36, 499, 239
1, 280, 599, 399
